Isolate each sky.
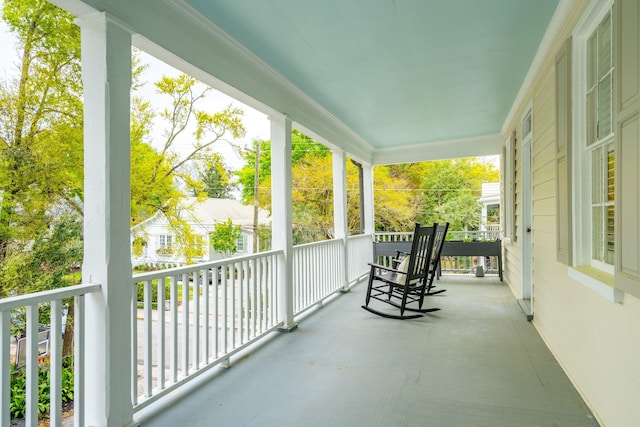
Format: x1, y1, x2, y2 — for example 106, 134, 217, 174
0, 8, 270, 171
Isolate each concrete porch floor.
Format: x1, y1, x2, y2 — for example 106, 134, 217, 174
141, 276, 598, 427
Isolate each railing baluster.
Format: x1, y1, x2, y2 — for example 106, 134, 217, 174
212, 268, 218, 359
170, 276, 178, 383
1, 311, 10, 427
222, 265, 228, 355
181, 273, 189, 376
75, 295, 85, 427
50, 299, 63, 427
158, 275, 166, 390
193, 271, 200, 370
144, 280, 152, 397
203, 269, 209, 363
26, 304, 39, 427
131, 284, 138, 405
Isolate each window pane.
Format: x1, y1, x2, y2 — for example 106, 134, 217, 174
597, 73, 612, 138
587, 89, 597, 146
598, 12, 612, 80
587, 32, 597, 89
591, 146, 603, 203
592, 207, 603, 261
606, 205, 615, 264
607, 146, 615, 202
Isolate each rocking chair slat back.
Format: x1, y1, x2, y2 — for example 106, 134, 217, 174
362, 223, 440, 320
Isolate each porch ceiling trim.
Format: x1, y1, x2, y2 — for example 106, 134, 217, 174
372, 133, 501, 166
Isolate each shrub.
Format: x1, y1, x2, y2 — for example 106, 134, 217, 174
10, 357, 74, 419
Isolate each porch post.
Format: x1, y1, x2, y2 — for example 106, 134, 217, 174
362, 163, 375, 235
78, 12, 133, 426
270, 115, 297, 331
332, 149, 350, 290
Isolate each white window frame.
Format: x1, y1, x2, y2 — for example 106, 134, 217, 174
236, 235, 245, 252
158, 234, 173, 250
572, 0, 615, 275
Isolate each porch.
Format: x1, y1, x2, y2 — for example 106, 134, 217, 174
139, 276, 597, 427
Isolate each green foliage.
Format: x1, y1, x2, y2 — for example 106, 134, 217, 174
131, 72, 246, 261
0, 215, 82, 298
190, 153, 235, 198
0, 0, 83, 289
237, 130, 330, 203
372, 166, 416, 232
388, 158, 499, 232
136, 278, 171, 308
9, 358, 74, 419
210, 219, 242, 257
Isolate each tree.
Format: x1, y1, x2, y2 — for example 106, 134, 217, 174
130, 73, 247, 262
237, 130, 329, 203
371, 166, 416, 232
0, 0, 83, 296
210, 219, 242, 257
391, 158, 499, 231
188, 153, 235, 198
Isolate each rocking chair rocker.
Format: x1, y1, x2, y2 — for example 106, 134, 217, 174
362, 223, 439, 320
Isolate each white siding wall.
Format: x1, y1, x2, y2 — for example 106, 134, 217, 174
502, 1, 640, 425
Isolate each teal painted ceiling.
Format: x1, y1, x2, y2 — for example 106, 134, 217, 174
186, 0, 558, 149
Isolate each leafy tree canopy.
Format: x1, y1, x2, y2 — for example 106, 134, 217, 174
210, 219, 242, 257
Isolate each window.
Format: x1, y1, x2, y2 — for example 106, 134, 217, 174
157, 234, 173, 255
586, 6, 615, 268
236, 235, 244, 252
573, 0, 615, 273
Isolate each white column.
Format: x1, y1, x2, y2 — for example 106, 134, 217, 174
78, 12, 133, 426
332, 149, 349, 290
362, 164, 375, 235
270, 115, 297, 331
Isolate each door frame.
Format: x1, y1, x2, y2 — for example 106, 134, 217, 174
521, 105, 533, 302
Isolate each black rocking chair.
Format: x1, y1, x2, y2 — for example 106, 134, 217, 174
425, 222, 450, 295
362, 223, 439, 320
388, 222, 450, 296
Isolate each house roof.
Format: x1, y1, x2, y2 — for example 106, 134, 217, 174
186, 198, 270, 228
131, 197, 270, 231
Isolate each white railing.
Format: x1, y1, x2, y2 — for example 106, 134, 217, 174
0, 283, 101, 427
446, 230, 502, 241
132, 250, 282, 411
375, 230, 502, 243
347, 234, 373, 284
292, 239, 344, 314
375, 230, 503, 275
2, 235, 375, 425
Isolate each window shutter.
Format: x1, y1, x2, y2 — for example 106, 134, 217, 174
615, 0, 640, 297
555, 38, 573, 265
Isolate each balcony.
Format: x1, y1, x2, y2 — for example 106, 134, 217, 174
140, 275, 596, 427
1, 234, 597, 426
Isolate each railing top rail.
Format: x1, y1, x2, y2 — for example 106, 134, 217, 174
293, 238, 342, 250
347, 233, 373, 240
0, 283, 101, 311
133, 249, 284, 281
375, 232, 413, 236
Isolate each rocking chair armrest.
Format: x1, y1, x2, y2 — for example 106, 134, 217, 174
390, 251, 409, 268
367, 262, 406, 276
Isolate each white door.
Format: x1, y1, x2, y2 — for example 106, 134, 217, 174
521, 109, 533, 302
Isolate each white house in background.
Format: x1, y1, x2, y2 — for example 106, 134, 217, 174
477, 182, 500, 234
130, 197, 270, 266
